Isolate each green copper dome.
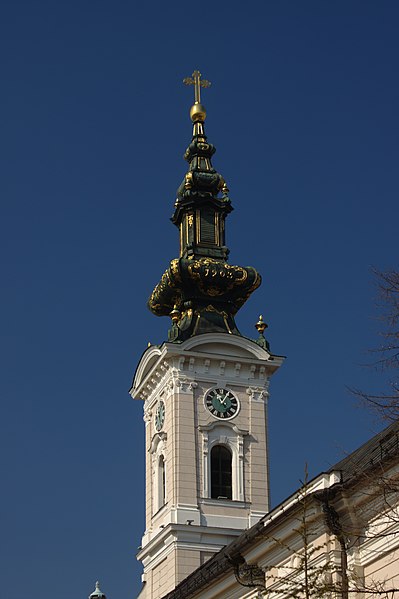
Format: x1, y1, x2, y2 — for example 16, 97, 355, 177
89, 581, 106, 599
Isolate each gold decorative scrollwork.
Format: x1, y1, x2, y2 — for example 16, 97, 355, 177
206, 287, 224, 297
170, 258, 181, 282
184, 172, 193, 189
148, 256, 261, 321
198, 304, 233, 334
187, 259, 248, 292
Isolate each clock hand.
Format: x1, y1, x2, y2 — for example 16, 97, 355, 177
215, 393, 226, 406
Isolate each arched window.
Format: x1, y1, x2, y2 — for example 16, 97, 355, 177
211, 445, 232, 500
158, 455, 166, 509
149, 432, 167, 515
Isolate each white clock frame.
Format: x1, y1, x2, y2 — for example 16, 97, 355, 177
203, 386, 241, 421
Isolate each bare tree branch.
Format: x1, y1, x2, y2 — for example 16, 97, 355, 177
351, 269, 399, 420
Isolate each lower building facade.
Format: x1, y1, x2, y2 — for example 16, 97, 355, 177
161, 421, 399, 599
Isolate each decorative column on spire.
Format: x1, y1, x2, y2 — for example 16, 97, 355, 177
148, 71, 262, 341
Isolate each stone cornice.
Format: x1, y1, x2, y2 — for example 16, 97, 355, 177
131, 337, 283, 405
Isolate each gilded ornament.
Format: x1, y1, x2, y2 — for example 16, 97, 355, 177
181, 308, 193, 320
187, 261, 201, 281
183, 70, 211, 122
170, 258, 181, 282
170, 305, 181, 323
192, 313, 201, 335
206, 287, 224, 297
255, 314, 268, 334
184, 172, 193, 189
218, 177, 229, 194
183, 70, 211, 101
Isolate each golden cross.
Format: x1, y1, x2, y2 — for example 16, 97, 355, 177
183, 70, 211, 104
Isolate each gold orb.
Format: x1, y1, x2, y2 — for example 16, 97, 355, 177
190, 102, 207, 122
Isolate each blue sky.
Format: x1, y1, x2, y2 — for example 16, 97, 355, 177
1, 1, 398, 598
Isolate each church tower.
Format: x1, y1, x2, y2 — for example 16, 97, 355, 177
130, 71, 284, 599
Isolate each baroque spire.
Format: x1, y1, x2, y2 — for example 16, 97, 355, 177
148, 71, 262, 341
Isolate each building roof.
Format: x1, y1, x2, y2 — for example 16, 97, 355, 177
329, 418, 399, 482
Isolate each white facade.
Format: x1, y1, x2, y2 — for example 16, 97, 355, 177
130, 333, 284, 598
161, 422, 399, 599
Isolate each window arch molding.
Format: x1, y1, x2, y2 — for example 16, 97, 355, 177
198, 422, 248, 502
149, 432, 167, 514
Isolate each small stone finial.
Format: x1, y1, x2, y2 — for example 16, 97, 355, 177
170, 304, 181, 324
89, 581, 106, 599
183, 69, 211, 122
255, 315, 268, 334
255, 315, 270, 352
168, 305, 181, 342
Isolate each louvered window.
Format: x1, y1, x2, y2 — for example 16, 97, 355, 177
211, 445, 232, 499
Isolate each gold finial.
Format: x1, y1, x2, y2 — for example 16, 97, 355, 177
255, 314, 268, 334
170, 304, 181, 324
183, 70, 211, 122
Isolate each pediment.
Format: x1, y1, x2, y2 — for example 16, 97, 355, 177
131, 345, 163, 394
181, 333, 270, 360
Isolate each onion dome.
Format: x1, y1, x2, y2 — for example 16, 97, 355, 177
89, 581, 107, 599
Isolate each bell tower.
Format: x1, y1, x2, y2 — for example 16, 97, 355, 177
130, 72, 284, 599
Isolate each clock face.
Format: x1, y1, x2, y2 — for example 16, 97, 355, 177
155, 400, 165, 431
205, 388, 239, 420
